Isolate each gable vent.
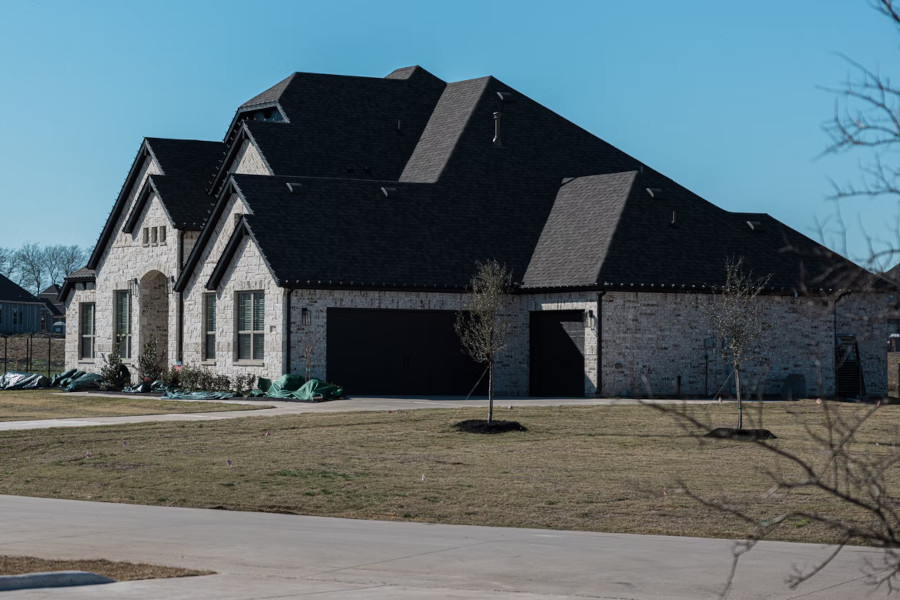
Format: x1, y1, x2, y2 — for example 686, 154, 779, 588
286, 182, 304, 194
380, 186, 399, 198
646, 187, 662, 199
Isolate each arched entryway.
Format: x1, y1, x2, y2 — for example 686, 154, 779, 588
139, 270, 169, 371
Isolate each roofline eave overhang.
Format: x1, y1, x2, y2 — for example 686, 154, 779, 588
174, 177, 245, 294
122, 176, 177, 234
86, 139, 156, 270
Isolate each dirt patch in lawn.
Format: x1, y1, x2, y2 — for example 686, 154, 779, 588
0, 555, 212, 580
454, 419, 527, 433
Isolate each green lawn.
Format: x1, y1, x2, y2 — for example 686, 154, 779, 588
0, 401, 895, 545
0, 389, 270, 421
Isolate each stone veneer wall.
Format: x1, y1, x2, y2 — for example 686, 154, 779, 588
65, 156, 183, 377
232, 139, 271, 176
180, 192, 285, 381
286, 289, 599, 397
599, 291, 890, 398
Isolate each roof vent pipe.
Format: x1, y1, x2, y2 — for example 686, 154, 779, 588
380, 186, 399, 198
496, 91, 513, 102
493, 112, 503, 147
646, 187, 662, 198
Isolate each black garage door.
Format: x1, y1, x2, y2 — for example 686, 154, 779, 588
326, 308, 488, 395
530, 311, 585, 397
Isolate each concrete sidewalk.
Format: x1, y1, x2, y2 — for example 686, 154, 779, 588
0, 395, 719, 431
0, 495, 892, 599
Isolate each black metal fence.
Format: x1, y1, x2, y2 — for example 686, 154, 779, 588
0, 333, 66, 378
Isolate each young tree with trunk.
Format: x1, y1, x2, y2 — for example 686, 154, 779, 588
706, 257, 771, 430
455, 259, 512, 423
655, 3, 900, 592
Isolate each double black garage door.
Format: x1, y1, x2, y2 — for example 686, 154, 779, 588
326, 308, 585, 397
326, 309, 487, 395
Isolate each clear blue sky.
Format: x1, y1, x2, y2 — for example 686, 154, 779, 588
1, 1, 897, 268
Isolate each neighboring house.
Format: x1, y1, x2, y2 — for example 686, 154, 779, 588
0, 274, 44, 335
61, 66, 889, 397
37, 284, 66, 334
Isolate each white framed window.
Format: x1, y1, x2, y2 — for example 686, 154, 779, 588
236, 291, 264, 361
114, 290, 132, 358
80, 302, 95, 359
203, 293, 216, 361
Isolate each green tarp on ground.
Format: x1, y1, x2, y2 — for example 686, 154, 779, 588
51, 369, 81, 388
250, 374, 342, 402
64, 372, 103, 392
0, 372, 50, 390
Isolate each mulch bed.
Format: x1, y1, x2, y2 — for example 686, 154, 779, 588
454, 419, 528, 434
704, 427, 777, 441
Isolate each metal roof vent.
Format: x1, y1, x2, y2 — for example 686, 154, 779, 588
646, 187, 662, 199
496, 91, 514, 102
380, 186, 399, 198
286, 182, 303, 194
746, 220, 761, 231
493, 112, 503, 147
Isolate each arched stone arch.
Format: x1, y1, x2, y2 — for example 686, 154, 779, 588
138, 270, 168, 373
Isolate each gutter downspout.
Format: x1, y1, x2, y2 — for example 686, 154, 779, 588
177, 230, 185, 364
596, 291, 605, 397
284, 289, 291, 375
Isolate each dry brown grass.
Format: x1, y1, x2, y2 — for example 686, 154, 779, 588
0, 389, 270, 421
0, 555, 212, 580
0, 401, 897, 545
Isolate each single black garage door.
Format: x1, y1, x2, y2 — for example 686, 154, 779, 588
530, 310, 585, 397
326, 308, 487, 395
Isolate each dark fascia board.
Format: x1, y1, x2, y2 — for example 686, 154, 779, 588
206, 216, 249, 291
221, 101, 289, 146
87, 139, 160, 269
122, 177, 175, 234
281, 281, 470, 293
174, 177, 243, 293
208, 125, 249, 196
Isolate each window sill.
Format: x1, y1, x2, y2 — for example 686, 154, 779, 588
233, 360, 264, 367
201, 360, 216, 366
78, 359, 95, 364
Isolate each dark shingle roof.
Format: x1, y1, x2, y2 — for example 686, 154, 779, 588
229, 174, 558, 289
151, 66, 874, 295
145, 138, 225, 230
523, 172, 636, 288
59, 267, 95, 302
229, 68, 445, 182
0, 274, 39, 303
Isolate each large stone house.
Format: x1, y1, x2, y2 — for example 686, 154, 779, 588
61, 66, 888, 398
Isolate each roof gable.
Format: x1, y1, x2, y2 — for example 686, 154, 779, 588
523, 172, 637, 288
0, 274, 39, 304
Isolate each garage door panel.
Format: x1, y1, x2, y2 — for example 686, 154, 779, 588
327, 308, 486, 395
530, 310, 585, 397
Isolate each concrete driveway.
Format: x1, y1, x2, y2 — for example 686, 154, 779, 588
0, 495, 893, 599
